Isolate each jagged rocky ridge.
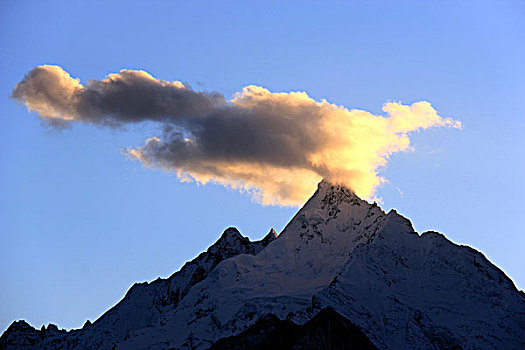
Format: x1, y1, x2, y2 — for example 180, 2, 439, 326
2, 180, 525, 349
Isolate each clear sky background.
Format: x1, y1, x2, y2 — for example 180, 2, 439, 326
1, 0, 524, 333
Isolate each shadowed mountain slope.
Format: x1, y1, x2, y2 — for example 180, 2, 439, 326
209, 307, 378, 350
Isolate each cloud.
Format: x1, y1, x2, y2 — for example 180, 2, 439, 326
11, 65, 225, 125
12, 65, 462, 206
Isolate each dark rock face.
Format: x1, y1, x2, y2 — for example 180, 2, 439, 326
209, 307, 378, 350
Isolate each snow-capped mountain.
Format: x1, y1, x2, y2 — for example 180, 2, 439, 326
2, 180, 525, 349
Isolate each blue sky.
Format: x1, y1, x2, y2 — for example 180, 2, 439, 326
1, 0, 524, 333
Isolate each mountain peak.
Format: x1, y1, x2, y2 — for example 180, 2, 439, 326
284, 179, 375, 233
261, 228, 278, 244
219, 227, 243, 241
304, 179, 364, 211
317, 178, 356, 194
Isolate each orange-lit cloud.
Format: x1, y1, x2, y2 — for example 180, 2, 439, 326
12, 65, 461, 206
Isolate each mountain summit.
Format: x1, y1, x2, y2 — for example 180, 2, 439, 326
2, 181, 525, 349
